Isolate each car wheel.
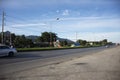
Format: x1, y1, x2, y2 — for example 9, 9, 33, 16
8, 52, 14, 57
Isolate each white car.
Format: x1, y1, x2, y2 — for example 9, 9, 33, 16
0, 44, 17, 57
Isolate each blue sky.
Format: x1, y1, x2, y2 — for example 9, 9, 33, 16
0, 0, 120, 43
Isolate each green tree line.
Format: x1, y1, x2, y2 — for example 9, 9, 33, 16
0, 31, 112, 48
0, 31, 57, 48
76, 39, 110, 46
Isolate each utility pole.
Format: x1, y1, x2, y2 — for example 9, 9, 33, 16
1, 11, 5, 44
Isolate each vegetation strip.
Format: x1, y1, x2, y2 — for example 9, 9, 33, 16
17, 46, 100, 52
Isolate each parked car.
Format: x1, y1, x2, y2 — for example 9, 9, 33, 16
0, 44, 17, 57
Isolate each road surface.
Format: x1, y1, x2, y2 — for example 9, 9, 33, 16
0, 46, 114, 79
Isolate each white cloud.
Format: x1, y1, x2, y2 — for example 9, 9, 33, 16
56, 10, 60, 13
76, 19, 119, 28
62, 9, 70, 16
11, 23, 46, 27
57, 17, 120, 29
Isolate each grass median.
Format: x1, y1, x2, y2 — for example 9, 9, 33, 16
17, 45, 101, 52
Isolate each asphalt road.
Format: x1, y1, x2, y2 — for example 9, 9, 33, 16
0, 46, 112, 76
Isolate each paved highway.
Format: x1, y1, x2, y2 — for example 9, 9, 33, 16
0, 46, 110, 76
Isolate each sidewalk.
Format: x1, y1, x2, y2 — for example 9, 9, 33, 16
3, 46, 120, 80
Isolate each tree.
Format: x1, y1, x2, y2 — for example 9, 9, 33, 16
77, 39, 87, 46
64, 40, 68, 46
14, 35, 33, 48
35, 32, 57, 47
11, 33, 16, 45
101, 39, 108, 45
25, 39, 34, 48
41, 32, 57, 42
41, 32, 50, 42
35, 37, 43, 42
60, 40, 68, 46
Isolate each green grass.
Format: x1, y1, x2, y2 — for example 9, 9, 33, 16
17, 47, 58, 52
17, 45, 101, 52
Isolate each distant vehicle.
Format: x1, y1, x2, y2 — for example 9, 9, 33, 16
71, 43, 80, 47
105, 45, 109, 48
0, 44, 17, 57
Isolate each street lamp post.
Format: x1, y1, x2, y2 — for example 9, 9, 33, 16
49, 18, 60, 47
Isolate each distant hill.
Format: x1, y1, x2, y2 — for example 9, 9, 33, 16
26, 35, 39, 42
26, 36, 74, 44
57, 37, 74, 44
